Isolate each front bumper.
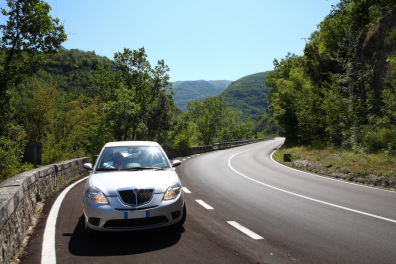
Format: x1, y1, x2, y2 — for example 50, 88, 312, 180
83, 192, 184, 231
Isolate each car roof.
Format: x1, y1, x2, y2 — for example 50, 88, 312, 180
104, 141, 160, 147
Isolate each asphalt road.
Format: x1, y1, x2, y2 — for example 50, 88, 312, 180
21, 138, 396, 263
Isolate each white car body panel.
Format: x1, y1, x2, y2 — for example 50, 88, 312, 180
83, 141, 185, 232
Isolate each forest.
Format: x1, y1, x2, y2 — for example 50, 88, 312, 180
267, 0, 396, 154
0, 0, 260, 182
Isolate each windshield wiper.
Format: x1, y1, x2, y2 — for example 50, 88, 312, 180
96, 168, 117, 171
120, 167, 164, 171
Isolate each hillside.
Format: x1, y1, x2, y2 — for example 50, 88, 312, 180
220, 71, 270, 122
15, 49, 115, 93
12, 49, 118, 119
172, 80, 231, 111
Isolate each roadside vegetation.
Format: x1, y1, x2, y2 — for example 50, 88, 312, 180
273, 145, 396, 190
269, 0, 396, 190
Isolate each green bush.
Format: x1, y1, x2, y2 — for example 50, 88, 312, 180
0, 124, 34, 182
363, 126, 396, 154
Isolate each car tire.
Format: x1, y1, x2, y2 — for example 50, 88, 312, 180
175, 203, 186, 227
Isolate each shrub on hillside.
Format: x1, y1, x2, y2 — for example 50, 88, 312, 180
363, 126, 396, 155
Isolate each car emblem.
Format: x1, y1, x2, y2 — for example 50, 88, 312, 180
133, 188, 139, 194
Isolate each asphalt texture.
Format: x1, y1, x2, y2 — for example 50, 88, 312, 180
20, 138, 396, 263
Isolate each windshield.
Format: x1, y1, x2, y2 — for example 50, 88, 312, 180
96, 146, 171, 170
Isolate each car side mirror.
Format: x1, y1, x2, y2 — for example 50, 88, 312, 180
172, 160, 182, 167
83, 163, 93, 170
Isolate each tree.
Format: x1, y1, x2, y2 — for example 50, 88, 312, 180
114, 47, 172, 140
0, 0, 67, 133
90, 47, 173, 142
91, 63, 138, 141
42, 92, 100, 164
187, 96, 229, 145
169, 112, 199, 148
145, 92, 175, 141
21, 82, 56, 142
266, 54, 303, 145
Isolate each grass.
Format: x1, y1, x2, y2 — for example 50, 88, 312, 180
273, 145, 396, 190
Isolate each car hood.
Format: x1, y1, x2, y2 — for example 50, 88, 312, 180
89, 170, 180, 196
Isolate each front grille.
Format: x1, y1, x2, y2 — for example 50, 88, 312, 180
118, 188, 154, 206
104, 216, 168, 229
114, 206, 158, 211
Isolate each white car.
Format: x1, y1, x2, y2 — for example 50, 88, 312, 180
83, 141, 185, 234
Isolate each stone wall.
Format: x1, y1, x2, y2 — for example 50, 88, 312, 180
0, 157, 89, 263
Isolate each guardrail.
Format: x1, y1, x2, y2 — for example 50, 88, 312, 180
165, 137, 275, 159
212, 137, 275, 149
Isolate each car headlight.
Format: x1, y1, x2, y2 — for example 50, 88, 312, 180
163, 182, 181, 200
87, 187, 108, 204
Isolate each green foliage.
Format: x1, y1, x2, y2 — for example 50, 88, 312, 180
267, 54, 303, 144
146, 92, 175, 141
363, 126, 396, 155
0, 0, 273, 183
187, 96, 228, 145
90, 47, 173, 143
267, 0, 396, 154
0, 0, 67, 134
254, 110, 281, 136
42, 93, 101, 164
186, 96, 253, 146
221, 72, 270, 122
0, 124, 33, 181
169, 112, 199, 148
21, 82, 56, 142
0, 0, 67, 182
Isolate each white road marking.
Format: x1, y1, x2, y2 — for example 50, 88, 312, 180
196, 199, 214, 210
183, 159, 186, 161
227, 221, 264, 240
41, 176, 88, 264
227, 142, 396, 224
182, 187, 191, 193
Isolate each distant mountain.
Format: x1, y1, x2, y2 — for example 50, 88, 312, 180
172, 80, 232, 111
220, 71, 270, 122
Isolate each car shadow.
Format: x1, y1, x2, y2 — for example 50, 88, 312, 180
67, 215, 184, 256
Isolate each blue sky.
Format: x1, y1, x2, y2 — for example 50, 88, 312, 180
1, 0, 337, 82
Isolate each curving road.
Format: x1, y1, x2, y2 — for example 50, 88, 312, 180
21, 138, 396, 263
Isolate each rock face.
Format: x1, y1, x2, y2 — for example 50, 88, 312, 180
361, 10, 396, 93
0, 158, 89, 263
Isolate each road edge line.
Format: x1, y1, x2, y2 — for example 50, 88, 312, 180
41, 176, 88, 264
228, 143, 396, 224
